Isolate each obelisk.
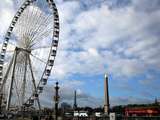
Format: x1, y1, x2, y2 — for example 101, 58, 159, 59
104, 73, 109, 115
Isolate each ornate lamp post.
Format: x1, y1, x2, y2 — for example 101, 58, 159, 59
54, 82, 60, 120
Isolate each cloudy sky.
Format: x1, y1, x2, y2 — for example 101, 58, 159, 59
0, 0, 160, 108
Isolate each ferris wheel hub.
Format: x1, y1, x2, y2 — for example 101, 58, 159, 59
15, 47, 31, 54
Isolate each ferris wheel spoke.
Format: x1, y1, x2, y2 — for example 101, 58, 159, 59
31, 26, 53, 44
26, 0, 48, 37
26, 0, 47, 37
27, 9, 47, 38
24, 5, 37, 37
17, 8, 28, 42
29, 15, 52, 43
30, 53, 47, 64
26, 8, 47, 39
32, 24, 53, 41
32, 45, 51, 50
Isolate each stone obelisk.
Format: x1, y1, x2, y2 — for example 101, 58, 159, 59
104, 73, 109, 115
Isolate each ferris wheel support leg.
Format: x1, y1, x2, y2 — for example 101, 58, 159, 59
21, 53, 28, 107
0, 53, 14, 108
0, 53, 14, 112
28, 55, 41, 110
37, 97, 41, 110
0, 55, 14, 92
6, 49, 18, 111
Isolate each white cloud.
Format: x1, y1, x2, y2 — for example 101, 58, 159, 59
54, 0, 160, 79
0, 1, 14, 38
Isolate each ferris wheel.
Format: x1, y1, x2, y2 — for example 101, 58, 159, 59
0, 0, 59, 111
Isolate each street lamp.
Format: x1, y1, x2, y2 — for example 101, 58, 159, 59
54, 82, 60, 120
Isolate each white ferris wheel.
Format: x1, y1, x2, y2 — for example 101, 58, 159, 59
0, 0, 59, 111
